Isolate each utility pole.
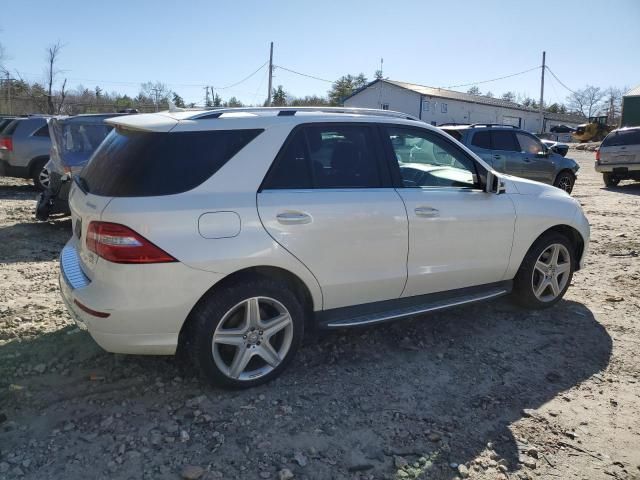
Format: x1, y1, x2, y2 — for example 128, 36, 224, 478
5, 73, 11, 115
539, 51, 546, 134
150, 87, 161, 112
267, 41, 273, 107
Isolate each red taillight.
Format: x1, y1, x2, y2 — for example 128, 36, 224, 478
86, 221, 176, 264
0, 137, 13, 151
595, 148, 600, 162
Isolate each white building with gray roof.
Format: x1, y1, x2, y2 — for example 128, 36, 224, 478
343, 79, 584, 135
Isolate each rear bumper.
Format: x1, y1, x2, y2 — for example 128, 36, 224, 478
58, 240, 224, 355
0, 159, 30, 178
595, 162, 640, 173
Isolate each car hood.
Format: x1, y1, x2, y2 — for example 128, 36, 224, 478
551, 152, 579, 171
503, 174, 571, 198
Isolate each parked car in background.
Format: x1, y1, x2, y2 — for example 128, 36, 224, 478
541, 139, 569, 157
35, 113, 127, 221
596, 126, 640, 187
0, 116, 51, 190
59, 107, 590, 388
441, 124, 579, 194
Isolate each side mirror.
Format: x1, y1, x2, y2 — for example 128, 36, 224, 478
485, 171, 506, 194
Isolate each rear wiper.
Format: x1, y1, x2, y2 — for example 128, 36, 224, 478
74, 175, 90, 194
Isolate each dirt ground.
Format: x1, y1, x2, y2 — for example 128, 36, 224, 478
1, 150, 639, 480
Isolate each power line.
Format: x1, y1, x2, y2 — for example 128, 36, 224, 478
215, 61, 268, 90
274, 65, 333, 83
13, 61, 269, 91
545, 66, 579, 96
444, 65, 541, 89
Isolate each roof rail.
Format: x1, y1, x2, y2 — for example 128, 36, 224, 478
469, 123, 519, 129
189, 106, 420, 121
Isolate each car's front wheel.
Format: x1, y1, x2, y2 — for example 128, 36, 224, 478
602, 173, 620, 188
553, 171, 575, 194
188, 277, 304, 388
513, 232, 575, 309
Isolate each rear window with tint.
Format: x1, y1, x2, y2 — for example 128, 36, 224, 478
601, 129, 640, 147
80, 128, 263, 197
2, 120, 21, 135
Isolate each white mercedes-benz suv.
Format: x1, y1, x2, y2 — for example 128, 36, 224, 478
59, 107, 590, 388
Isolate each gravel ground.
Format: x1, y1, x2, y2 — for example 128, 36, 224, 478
1, 150, 639, 480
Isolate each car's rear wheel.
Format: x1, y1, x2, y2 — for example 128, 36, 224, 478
31, 159, 49, 191
513, 232, 575, 309
188, 277, 304, 388
602, 173, 620, 188
553, 171, 575, 194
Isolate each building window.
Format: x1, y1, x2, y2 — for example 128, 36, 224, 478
441, 103, 448, 113
381, 103, 389, 110
422, 100, 430, 112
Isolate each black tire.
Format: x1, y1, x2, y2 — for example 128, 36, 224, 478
603, 173, 620, 188
553, 170, 575, 194
31, 159, 49, 191
512, 232, 575, 309
186, 276, 304, 389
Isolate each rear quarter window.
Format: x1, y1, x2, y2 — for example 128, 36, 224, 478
80, 128, 263, 197
602, 129, 640, 147
441, 129, 462, 142
2, 120, 21, 135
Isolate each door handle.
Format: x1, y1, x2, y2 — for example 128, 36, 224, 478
415, 206, 440, 218
523, 158, 532, 163
276, 211, 312, 225
493, 154, 502, 159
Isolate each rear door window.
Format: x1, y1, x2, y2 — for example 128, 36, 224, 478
262, 124, 382, 189
263, 129, 312, 189
602, 129, 640, 147
33, 124, 50, 137
80, 128, 263, 197
471, 131, 492, 149
491, 130, 519, 151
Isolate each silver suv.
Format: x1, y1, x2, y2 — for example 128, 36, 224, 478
441, 124, 580, 194
0, 116, 51, 190
596, 127, 640, 187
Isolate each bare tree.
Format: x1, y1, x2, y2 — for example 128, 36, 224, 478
567, 85, 605, 118
57, 78, 67, 113
0, 41, 6, 74
45, 41, 67, 114
604, 86, 626, 125
140, 81, 171, 110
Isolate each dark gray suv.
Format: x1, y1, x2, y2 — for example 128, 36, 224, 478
0, 116, 51, 189
441, 124, 579, 194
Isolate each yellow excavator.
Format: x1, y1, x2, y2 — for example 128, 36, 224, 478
572, 116, 615, 142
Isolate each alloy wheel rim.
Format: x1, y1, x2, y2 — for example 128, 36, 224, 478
558, 175, 572, 192
39, 168, 50, 189
212, 297, 293, 381
531, 243, 571, 302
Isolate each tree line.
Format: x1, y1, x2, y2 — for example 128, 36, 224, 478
0, 40, 628, 124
